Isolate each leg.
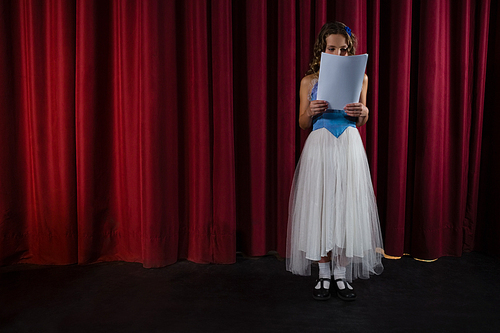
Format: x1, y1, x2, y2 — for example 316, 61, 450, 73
318, 254, 331, 278
313, 255, 331, 301
318, 256, 330, 263
332, 255, 356, 301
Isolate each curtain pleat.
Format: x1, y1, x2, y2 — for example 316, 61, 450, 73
210, 0, 236, 263
138, 0, 181, 267
0, 0, 498, 267
233, 0, 270, 255
477, 0, 500, 257
376, 0, 413, 256
0, 0, 77, 265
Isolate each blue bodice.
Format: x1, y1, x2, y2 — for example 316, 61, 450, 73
310, 82, 356, 138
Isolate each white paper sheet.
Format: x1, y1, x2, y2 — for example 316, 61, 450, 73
316, 53, 368, 110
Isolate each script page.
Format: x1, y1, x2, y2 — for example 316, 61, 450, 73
316, 53, 368, 110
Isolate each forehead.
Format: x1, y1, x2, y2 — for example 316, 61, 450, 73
325, 34, 347, 46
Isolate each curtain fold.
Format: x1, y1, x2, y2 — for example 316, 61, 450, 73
476, 0, 500, 257
376, 0, 413, 256
75, 0, 236, 267
233, 0, 273, 256
0, 0, 77, 265
1, 0, 499, 267
210, 0, 237, 263
138, 0, 181, 267
405, 0, 486, 259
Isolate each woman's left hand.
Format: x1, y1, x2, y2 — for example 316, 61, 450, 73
344, 103, 368, 118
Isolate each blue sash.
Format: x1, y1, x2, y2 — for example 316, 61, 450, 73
310, 82, 356, 138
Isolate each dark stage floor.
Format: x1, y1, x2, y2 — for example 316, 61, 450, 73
1, 252, 499, 333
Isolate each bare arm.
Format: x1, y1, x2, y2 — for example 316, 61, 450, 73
344, 74, 369, 127
298, 75, 328, 130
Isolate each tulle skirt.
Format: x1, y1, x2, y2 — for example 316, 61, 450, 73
286, 127, 384, 282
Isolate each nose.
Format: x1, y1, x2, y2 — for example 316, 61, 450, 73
333, 49, 341, 56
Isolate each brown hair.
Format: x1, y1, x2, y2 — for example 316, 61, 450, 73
306, 21, 357, 75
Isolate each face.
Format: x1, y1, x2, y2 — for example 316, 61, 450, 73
324, 34, 348, 56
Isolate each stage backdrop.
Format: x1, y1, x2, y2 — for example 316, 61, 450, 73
1, 0, 499, 267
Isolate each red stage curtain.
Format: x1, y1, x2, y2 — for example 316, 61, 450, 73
74, 0, 236, 266
0, 0, 498, 267
0, 0, 78, 264
476, 0, 500, 258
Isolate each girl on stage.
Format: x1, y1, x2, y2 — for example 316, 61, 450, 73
286, 21, 384, 301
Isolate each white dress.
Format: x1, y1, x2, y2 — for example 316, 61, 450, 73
286, 81, 384, 282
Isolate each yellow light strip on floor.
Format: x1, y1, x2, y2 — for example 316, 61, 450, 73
382, 251, 438, 262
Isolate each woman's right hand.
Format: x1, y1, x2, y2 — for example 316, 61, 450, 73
307, 100, 328, 117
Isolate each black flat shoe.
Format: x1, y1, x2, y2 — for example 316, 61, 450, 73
334, 278, 357, 301
312, 278, 331, 301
